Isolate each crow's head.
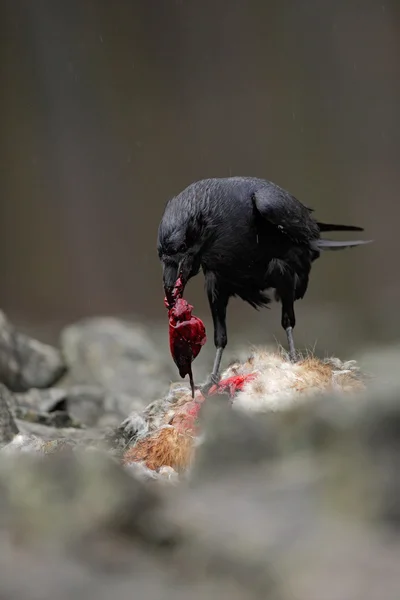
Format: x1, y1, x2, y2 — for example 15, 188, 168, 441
157, 197, 208, 305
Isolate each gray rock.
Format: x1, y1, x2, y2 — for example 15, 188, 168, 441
0, 432, 65, 455
103, 391, 146, 421
14, 384, 144, 428
0, 311, 66, 392
15, 419, 96, 443
15, 385, 105, 426
0, 449, 279, 600
11, 387, 78, 429
16, 409, 76, 429
0, 449, 173, 542
60, 317, 174, 408
0, 384, 19, 445
0, 432, 122, 460
15, 387, 67, 413
14, 384, 148, 430
65, 385, 107, 424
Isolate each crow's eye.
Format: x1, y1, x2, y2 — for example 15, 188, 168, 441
178, 243, 187, 253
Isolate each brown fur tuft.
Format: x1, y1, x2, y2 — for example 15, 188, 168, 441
122, 426, 194, 472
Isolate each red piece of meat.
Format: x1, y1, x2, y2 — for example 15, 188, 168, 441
164, 277, 184, 309
165, 278, 207, 397
169, 299, 207, 375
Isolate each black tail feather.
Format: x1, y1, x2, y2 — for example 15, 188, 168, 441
317, 222, 364, 233
316, 238, 373, 251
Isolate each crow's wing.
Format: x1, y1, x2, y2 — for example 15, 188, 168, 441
252, 183, 320, 244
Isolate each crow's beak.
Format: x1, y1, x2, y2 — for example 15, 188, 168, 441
162, 260, 179, 306
163, 252, 199, 306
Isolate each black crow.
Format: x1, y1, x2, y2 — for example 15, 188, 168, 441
157, 176, 371, 392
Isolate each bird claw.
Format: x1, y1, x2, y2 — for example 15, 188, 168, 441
200, 373, 221, 396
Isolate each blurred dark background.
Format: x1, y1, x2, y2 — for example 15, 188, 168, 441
0, 0, 398, 358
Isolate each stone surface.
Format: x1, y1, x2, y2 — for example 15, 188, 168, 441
0, 383, 19, 445
0, 311, 66, 392
14, 384, 146, 429
1, 432, 75, 455
59, 317, 174, 409
15, 387, 68, 413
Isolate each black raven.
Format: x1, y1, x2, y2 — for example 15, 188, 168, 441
157, 176, 371, 391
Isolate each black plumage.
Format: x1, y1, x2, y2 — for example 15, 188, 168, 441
157, 176, 371, 391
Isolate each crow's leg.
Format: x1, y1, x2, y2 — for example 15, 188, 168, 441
200, 280, 229, 395
283, 320, 296, 361
278, 278, 297, 362
209, 347, 224, 382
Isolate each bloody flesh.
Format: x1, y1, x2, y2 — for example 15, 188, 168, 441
165, 277, 206, 397
164, 276, 184, 310
207, 373, 258, 398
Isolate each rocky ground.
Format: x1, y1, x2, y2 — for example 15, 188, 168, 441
0, 309, 400, 599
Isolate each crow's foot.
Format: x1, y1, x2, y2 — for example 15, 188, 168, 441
200, 372, 221, 396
